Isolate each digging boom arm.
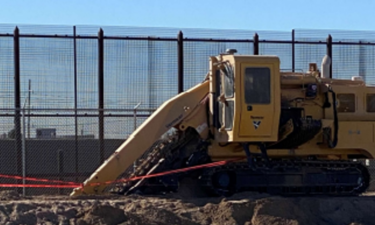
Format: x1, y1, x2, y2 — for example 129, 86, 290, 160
70, 81, 209, 196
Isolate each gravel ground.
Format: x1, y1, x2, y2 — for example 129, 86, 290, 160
0, 190, 374, 225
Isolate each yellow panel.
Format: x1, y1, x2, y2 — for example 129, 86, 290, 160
336, 122, 374, 149
238, 63, 276, 139
356, 123, 374, 144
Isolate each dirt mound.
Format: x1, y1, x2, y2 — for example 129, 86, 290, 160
0, 190, 374, 225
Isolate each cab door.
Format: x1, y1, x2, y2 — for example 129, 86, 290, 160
238, 63, 278, 140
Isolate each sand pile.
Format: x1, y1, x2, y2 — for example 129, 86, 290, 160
0, 190, 373, 225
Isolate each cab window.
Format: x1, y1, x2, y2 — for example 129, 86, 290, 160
367, 94, 375, 112
223, 66, 234, 98
244, 67, 271, 104
337, 94, 355, 113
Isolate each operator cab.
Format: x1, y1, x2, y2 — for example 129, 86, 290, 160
210, 51, 281, 142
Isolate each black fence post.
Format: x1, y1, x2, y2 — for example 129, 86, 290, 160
98, 28, 104, 164
177, 31, 184, 93
73, 26, 79, 182
292, 29, 295, 72
14, 27, 22, 194
57, 149, 64, 195
253, 33, 259, 55
359, 40, 366, 80
327, 34, 333, 78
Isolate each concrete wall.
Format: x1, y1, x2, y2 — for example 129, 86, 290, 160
0, 139, 125, 195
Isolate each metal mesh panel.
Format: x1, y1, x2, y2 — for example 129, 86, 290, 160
0, 37, 14, 109
20, 115, 75, 195
295, 43, 326, 72
104, 110, 152, 138
359, 45, 375, 85
104, 117, 131, 140
76, 25, 180, 37
295, 29, 375, 42
20, 37, 74, 110
77, 139, 100, 173
0, 140, 17, 192
296, 29, 375, 81
104, 39, 177, 110
183, 29, 290, 40
0, 37, 14, 137
25, 139, 73, 195
145, 40, 178, 108
0, 25, 17, 35
0, 24, 73, 35
332, 44, 360, 80
329, 33, 375, 70
183, 41, 253, 91
75, 117, 98, 139
104, 39, 149, 109
333, 44, 375, 83
77, 38, 98, 109
77, 117, 100, 179
0, 110, 17, 192
75, 25, 289, 40
260, 43, 293, 70
29, 115, 76, 138
184, 41, 225, 91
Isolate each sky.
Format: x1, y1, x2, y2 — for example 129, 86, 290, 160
0, 0, 375, 31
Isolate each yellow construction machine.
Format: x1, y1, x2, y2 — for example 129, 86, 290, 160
71, 50, 375, 197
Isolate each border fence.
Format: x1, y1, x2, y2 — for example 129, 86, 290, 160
0, 24, 375, 195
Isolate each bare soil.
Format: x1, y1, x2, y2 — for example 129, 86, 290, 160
0, 190, 374, 225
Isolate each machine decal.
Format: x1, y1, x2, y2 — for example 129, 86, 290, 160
253, 120, 261, 129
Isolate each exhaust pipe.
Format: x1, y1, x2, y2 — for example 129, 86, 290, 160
321, 55, 331, 78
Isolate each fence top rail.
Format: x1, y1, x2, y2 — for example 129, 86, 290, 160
0, 108, 157, 112
1, 33, 375, 45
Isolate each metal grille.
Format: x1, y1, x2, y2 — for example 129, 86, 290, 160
0, 37, 14, 136
76, 38, 98, 109
0, 36, 13, 106
260, 43, 293, 70
104, 39, 178, 110
295, 43, 326, 72
20, 37, 74, 110
75, 25, 289, 40
184, 41, 253, 90
295, 29, 375, 42
0, 24, 374, 195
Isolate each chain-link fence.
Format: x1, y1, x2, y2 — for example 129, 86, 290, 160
0, 24, 375, 195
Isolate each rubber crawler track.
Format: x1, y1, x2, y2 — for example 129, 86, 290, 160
199, 160, 371, 196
